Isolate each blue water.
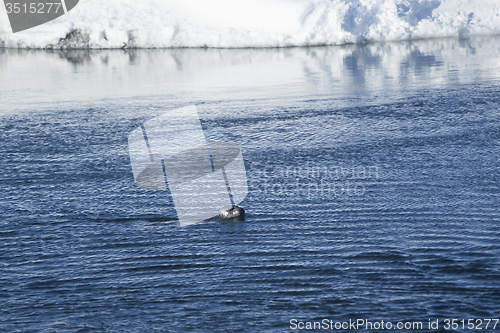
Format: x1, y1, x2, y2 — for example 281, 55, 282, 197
1, 37, 500, 332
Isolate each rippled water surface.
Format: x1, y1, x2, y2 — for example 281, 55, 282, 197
1, 37, 500, 332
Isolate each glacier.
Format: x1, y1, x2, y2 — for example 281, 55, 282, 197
0, 0, 499, 49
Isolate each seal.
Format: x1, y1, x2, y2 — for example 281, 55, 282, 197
217, 205, 245, 219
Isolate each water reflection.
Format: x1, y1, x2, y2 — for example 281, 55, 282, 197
0, 36, 499, 112
57, 49, 92, 65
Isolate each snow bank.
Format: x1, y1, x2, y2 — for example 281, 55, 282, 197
0, 0, 499, 49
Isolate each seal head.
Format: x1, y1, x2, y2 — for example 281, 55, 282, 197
217, 205, 245, 220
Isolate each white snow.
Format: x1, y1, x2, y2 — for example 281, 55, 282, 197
0, 0, 499, 48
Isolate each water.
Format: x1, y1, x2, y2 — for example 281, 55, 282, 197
1, 36, 500, 332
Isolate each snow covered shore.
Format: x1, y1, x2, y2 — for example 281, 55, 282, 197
1, 0, 499, 49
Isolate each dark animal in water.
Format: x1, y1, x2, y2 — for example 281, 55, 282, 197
218, 205, 245, 219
